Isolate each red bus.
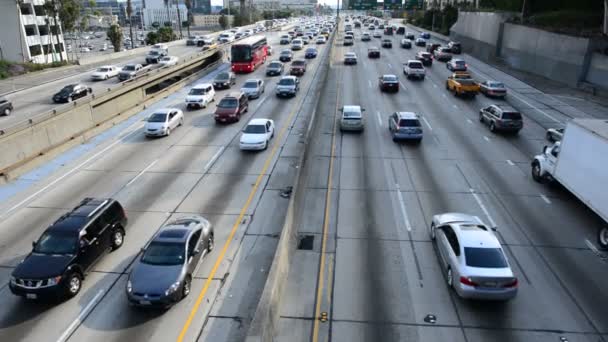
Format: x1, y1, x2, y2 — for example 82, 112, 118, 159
231, 35, 268, 73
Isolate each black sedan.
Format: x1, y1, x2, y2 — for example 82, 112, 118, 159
52, 84, 92, 103
378, 74, 400, 92
416, 52, 433, 66
381, 39, 392, 48
400, 39, 412, 49
279, 50, 293, 62
415, 38, 427, 47
368, 47, 380, 58
266, 61, 284, 76
213, 72, 236, 89
127, 216, 214, 308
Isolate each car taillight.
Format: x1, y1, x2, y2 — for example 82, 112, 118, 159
459, 276, 478, 287
503, 278, 518, 288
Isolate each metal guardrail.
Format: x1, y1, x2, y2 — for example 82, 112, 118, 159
0, 23, 291, 138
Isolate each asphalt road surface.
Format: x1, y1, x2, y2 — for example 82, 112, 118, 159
0, 27, 329, 342
275, 22, 608, 342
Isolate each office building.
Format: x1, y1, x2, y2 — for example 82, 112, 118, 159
223, 0, 317, 11
142, 0, 188, 29
0, 0, 67, 64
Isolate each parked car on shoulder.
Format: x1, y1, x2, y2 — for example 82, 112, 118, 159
10, 198, 127, 300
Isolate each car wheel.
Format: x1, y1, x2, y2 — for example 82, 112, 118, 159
430, 223, 436, 240
181, 275, 192, 299
531, 162, 544, 182
421, 76, 425, 80
598, 228, 608, 250
180, 118, 184, 126
489, 122, 496, 132
446, 268, 453, 288
207, 233, 215, 253
3, 108, 11, 116
166, 128, 171, 136
65, 272, 82, 297
479, 113, 484, 122
105, 75, 109, 80
546, 132, 553, 141
263, 140, 268, 150
111, 226, 125, 251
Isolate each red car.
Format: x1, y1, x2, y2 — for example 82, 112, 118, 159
214, 92, 249, 123
378, 74, 399, 92
290, 59, 307, 76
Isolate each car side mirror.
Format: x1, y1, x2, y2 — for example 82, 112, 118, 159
542, 145, 548, 154
32, 241, 37, 248
140, 247, 146, 254
193, 248, 200, 256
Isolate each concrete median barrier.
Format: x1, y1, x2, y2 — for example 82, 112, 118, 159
0, 51, 223, 182
245, 29, 336, 342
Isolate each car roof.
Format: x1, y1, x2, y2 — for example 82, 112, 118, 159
245, 79, 261, 83
49, 198, 114, 233
248, 118, 270, 125
153, 108, 176, 114
343, 105, 361, 112
192, 83, 212, 89
494, 104, 518, 112
282, 75, 297, 80
454, 223, 501, 248
396, 111, 418, 119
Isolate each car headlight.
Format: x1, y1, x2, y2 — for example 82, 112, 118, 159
165, 281, 181, 296
127, 280, 132, 293
47, 276, 62, 286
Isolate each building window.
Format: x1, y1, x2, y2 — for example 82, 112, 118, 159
42, 44, 54, 54
33, 5, 47, 17
51, 25, 60, 35
29, 45, 42, 56
54, 43, 64, 52
20, 4, 33, 15
38, 25, 49, 36
24, 25, 37, 36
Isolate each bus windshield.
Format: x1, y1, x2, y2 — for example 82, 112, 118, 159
232, 45, 252, 63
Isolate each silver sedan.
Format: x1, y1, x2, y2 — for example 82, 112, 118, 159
241, 79, 265, 99
430, 213, 518, 301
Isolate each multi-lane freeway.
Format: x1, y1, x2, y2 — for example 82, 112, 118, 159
275, 20, 608, 342
0, 25, 329, 342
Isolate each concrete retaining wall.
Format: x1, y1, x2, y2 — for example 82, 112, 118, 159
500, 23, 590, 86
0, 51, 221, 180
245, 29, 336, 342
587, 53, 608, 89
450, 11, 510, 60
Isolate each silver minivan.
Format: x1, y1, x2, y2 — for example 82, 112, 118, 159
339, 105, 365, 132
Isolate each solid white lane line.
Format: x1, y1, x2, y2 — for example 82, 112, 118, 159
585, 239, 602, 256
399, 81, 407, 90
540, 194, 552, 204
376, 111, 383, 126
256, 95, 268, 109
506, 159, 515, 166
395, 183, 412, 232
483, 136, 490, 142
469, 188, 497, 228
2, 124, 143, 219
421, 116, 433, 131
203, 146, 225, 172
125, 159, 159, 187
56, 289, 105, 342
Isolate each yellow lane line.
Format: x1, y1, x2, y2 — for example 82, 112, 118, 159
177, 83, 310, 342
311, 42, 341, 342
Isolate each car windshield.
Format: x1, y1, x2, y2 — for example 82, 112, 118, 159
243, 81, 258, 88
464, 247, 508, 268
59, 86, 75, 94
281, 51, 291, 56
149, 51, 160, 56
244, 124, 266, 134
231, 45, 252, 62
399, 119, 421, 127
141, 241, 185, 266
269, 62, 282, 68
123, 65, 136, 71
279, 78, 295, 86
189, 88, 206, 95
148, 113, 167, 122
502, 112, 522, 120
421, 53, 431, 58
489, 82, 505, 88
34, 231, 77, 255
97, 68, 110, 72
306, 49, 316, 53
215, 73, 229, 81
346, 53, 355, 57
218, 98, 238, 108
292, 61, 305, 66
409, 63, 423, 69
383, 76, 397, 82
343, 110, 361, 118
455, 60, 466, 65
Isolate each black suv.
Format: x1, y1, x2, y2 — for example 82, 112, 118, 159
9, 198, 127, 300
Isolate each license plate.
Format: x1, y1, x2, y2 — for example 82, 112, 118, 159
139, 300, 151, 305
220, 118, 226, 122
26, 293, 37, 299
484, 282, 497, 287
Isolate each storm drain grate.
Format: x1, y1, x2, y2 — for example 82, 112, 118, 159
298, 235, 314, 250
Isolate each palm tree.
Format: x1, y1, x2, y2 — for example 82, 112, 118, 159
184, 0, 192, 37
163, 0, 171, 28
126, 0, 134, 49
174, 0, 183, 39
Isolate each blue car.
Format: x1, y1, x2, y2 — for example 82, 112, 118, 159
420, 32, 431, 39
305, 48, 318, 59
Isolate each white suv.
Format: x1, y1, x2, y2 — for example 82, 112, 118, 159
403, 60, 426, 80
186, 83, 215, 109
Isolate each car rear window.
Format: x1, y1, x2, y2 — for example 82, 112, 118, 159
409, 62, 423, 69
383, 75, 397, 82
218, 98, 238, 108
343, 110, 361, 118
398, 119, 421, 127
292, 60, 305, 66
502, 111, 522, 120
464, 247, 508, 268
455, 60, 466, 65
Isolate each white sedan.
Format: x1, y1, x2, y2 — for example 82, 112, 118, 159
91, 65, 120, 81
159, 56, 179, 67
240, 119, 275, 151
144, 108, 184, 137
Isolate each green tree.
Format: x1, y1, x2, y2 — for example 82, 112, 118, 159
184, 0, 193, 37
107, 24, 123, 52
219, 14, 228, 30
146, 31, 160, 45
158, 27, 176, 42
174, 0, 183, 39
126, 0, 134, 49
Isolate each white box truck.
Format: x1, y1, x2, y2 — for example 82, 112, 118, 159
531, 119, 608, 249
